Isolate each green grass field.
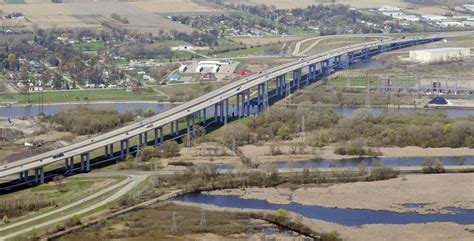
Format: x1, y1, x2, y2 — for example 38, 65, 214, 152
5, 0, 25, 4
215, 44, 282, 58
72, 41, 105, 52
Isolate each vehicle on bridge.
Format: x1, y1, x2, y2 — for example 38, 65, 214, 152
52, 153, 64, 159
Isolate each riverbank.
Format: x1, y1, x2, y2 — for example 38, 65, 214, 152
206, 173, 474, 215
238, 144, 474, 164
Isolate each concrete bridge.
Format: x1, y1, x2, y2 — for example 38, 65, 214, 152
0, 36, 443, 184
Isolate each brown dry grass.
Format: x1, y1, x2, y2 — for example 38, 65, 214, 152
0, 1, 219, 33
229, 34, 309, 46
228, 0, 409, 9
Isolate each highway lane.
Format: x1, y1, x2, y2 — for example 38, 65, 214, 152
0, 176, 133, 233
0, 174, 148, 240
0, 36, 442, 179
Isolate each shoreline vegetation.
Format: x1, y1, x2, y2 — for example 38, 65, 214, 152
42, 167, 400, 241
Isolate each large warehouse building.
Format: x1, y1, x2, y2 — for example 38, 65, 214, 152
409, 48, 470, 63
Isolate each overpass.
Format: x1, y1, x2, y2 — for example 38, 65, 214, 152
0, 36, 443, 184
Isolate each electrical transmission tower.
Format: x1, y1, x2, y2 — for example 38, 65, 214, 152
171, 211, 177, 233
199, 209, 207, 228
365, 72, 371, 108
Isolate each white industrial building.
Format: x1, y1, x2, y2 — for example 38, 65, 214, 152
409, 48, 470, 63
195, 60, 230, 73
421, 14, 447, 21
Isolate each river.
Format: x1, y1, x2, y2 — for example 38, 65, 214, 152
1, 102, 474, 118
255, 156, 474, 170
171, 193, 474, 226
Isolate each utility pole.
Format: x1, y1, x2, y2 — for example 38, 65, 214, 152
171, 211, 177, 232
301, 115, 305, 142
365, 72, 371, 108
199, 209, 206, 228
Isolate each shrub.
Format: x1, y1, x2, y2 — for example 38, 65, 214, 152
367, 166, 399, 181
139, 146, 158, 162
157, 140, 180, 158
274, 209, 290, 221
321, 230, 342, 241
422, 158, 445, 173
3, 215, 10, 224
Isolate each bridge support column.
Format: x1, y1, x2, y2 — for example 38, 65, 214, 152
34, 167, 44, 184
348, 52, 354, 65
263, 81, 269, 111
120, 139, 129, 160
138, 133, 143, 151
175, 120, 179, 136
202, 108, 206, 124
19, 170, 28, 182
191, 113, 196, 135
144, 131, 148, 146
219, 101, 224, 123
80, 153, 90, 172
109, 144, 114, 158
67, 157, 74, 171
279, 74, 286, 95
154, 127, 159, 145
224, 99, 229, 124
187, 115, 191, 138
247, 89, 250, 116
298, 69, 302, 88
257, 84, 262, 112
236, 93, 241, 118
105, 145, 110, 158
159, 127, 164, 144
65, 157, 72, 171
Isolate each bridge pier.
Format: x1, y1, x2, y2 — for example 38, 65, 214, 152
138, 133, 143, 151
109, 144, 114, 158
64, 157, 74, 171
187, 115, 191, 138
120, 139, 129, 160
219, 101, 224, 122
105, 145, 109, 158
214, 103, 218, 122
144, 131, 148, 146
236, 93, 241, 118
293, 69, 302, 89
308, 64, 316, 83
175, 119, 179, 136
191, 113, 196, 135
263, 81, 269, 110
224, 99, 229, 124
202, 108, 206, 124
80, 153, 90, 172
19, 170, 28, 182
245, 89, 251, 116
348, 52, 354, 65
34, 167, 44, 184
279, 74, 286, 96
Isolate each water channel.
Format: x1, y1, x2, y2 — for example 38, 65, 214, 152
171, 193, 474, 226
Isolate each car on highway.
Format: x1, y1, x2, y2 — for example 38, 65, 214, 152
144, 123, 153, 128
52, 153, 64, 159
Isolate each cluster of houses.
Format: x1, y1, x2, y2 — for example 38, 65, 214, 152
377, 5, 474, 28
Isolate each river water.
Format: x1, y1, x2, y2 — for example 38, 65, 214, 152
255, 156, 474, 170
171, 193, 474, 226
1, 102, 473, 119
